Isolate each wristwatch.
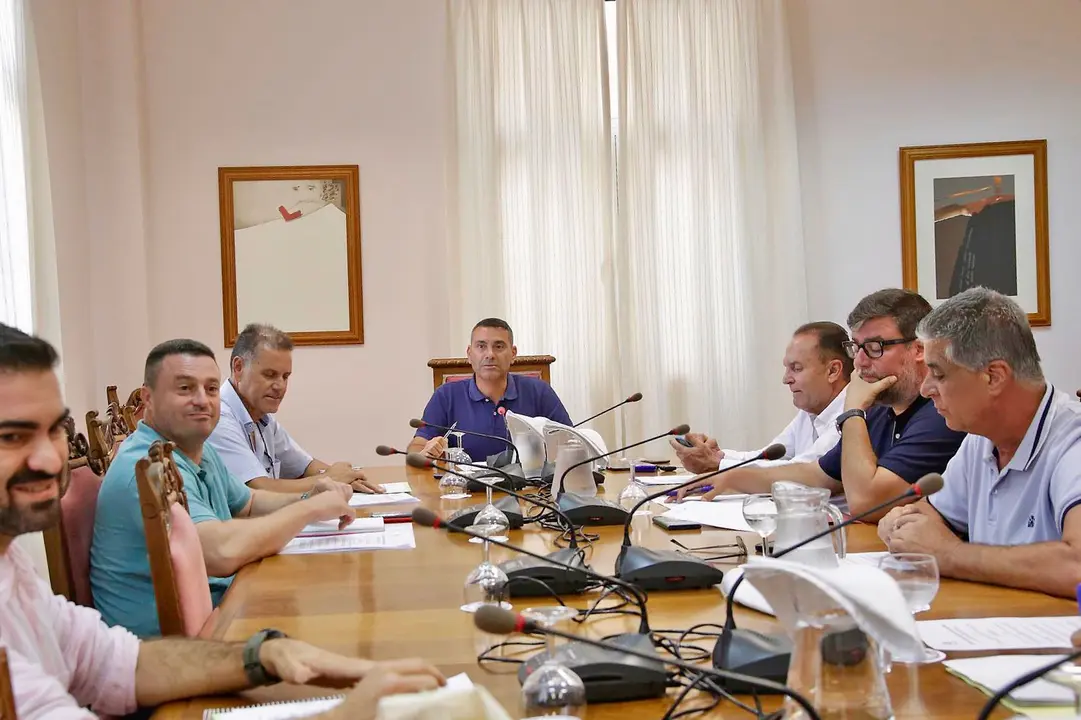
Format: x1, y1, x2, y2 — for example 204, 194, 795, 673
243, 628, 287, 686
835, 409, 867, 433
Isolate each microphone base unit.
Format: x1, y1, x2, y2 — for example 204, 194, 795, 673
465, 462, 530, 493
499, 547, 593, 597
710, 629, 792, 694
557, 492, 629, 526
445, 495, 525, 531
614, 546, 725, 591
516, 632, 668, 703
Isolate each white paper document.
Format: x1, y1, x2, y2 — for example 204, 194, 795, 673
944, 655, 1074, 706
379, 482, 412, 494
348, 492, 420, 508
280, 523, 416, 555
917, 616, 1081, 651
633, 473, 698, 486
654, 499, 753, 531
298, 517, 384, 537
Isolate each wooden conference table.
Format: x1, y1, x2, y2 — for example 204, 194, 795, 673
152, 466, 1074, 719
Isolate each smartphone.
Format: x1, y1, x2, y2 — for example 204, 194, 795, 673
653, 515, 702, 531
673, 435, 694, 448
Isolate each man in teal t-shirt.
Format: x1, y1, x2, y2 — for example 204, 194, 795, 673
91, 421, 250, 636
90, 339, 356, 637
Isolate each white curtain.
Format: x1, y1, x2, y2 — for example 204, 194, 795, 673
615, 0, 807, 450
0, 0, 32, 332
447, 0, 621, 439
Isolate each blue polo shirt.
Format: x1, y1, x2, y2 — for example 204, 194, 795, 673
818, 395, 966, 486
90, 422, 251, 637
415, 374, 572, 460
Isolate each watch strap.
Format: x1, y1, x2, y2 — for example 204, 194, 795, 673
243, 628, 286, 686
835, 408, 867, 433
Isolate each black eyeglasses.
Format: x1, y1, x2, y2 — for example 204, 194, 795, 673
842, 337, 915, 359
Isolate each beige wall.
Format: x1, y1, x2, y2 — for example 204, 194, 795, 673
34, 0, 453, 465
789, 0, 1081, 392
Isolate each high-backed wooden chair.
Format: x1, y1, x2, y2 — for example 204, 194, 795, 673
42, 418, 102, 607
0, 647, 16, 720
136, 441, 214, 637
85, 408, 124, 476
427, 355, 556, 390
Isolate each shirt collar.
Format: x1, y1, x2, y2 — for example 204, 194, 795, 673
886, 394, 931, 423
1004, 384, 1055, 473
466, 373, 519, 403
810, 385, 848, 435
222, 378, 264, 428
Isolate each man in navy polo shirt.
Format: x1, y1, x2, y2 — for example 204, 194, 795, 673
679, 289, 965, 520
408, 318, 571, 461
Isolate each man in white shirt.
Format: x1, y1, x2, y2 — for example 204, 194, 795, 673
208, 323, 380, 494
878, 288, 1081, 598
672, 322, 852, 472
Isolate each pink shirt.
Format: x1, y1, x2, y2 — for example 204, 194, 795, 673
0, 543, 139, 719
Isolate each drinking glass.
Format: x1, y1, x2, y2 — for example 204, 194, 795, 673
520, 606, 587, 717
440, 433, 472, 499
461, 523, 510, 613
742, 493, 778, 556
470, 482, 511, 544
877, 552, 946, 663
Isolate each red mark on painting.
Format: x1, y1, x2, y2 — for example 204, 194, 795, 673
279, 205, 302, 221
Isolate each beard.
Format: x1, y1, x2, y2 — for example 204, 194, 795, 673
875, 371, 919, 408
0, 464, 66, 537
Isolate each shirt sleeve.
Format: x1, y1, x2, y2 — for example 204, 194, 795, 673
789, 422, 842, 464
818, 438, 843, 481
1050, 431, 1081, 533
927, 445, 972, 535
5, 645, 99, 720
877, 409, 966, 485
36, 579, 140, 717
538, 386, 572, 426
415, 389, 450, 441
206, 412, 268, 485
273, 422, 314, 479
721, 417, 801, 466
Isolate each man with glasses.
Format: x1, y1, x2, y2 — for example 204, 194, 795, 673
677, 289, 965, 521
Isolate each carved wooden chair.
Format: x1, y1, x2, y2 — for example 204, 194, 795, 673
0, 647, 15, 720
136, 441, 215, 637
427, 355, 556, 390
42, 417, 102, 607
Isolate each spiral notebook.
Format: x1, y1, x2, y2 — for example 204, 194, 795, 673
202, 695, 343, 719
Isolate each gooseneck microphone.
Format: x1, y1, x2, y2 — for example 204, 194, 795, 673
408, 418, 521, 463
557, 423, 691, 491
572, 392, 643, 428
976, 648, 1081, 720
474, 605, 822, 720
375, 445, 406, 457
620, 442, 788, 548
714, 472, 947, 690
413, 507, 651, 634
406, 453, 582, 549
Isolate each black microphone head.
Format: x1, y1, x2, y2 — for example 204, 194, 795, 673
474, 604, 522, 635
626, 392, 643, 403
761, 443, 787, 461
408, 418, 426, 429
405, 453, 434, 470
375, 445, 399, 456
669, 423, 691, 435
411, 507, 442, 528
914, 473, 945, 497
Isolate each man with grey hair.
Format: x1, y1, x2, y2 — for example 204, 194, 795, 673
879, 287, 1081, 598
677, 288, 965, 521
208, 323, 380, 494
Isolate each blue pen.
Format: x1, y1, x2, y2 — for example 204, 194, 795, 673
667, 484, 713, 497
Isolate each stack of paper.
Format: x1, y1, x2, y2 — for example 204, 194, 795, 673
348, 492, 420, 508
298, 517, 384, 537
279, 523, 416, 555
654, 497, 754, 531
379, 482, 412, 494
917, 616, 1081, 652
944, 655, 1076, 717
634, 473, 699, 486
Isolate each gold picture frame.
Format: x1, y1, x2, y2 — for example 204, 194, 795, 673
218, 164, 364, 346
899, 139, 1050, 326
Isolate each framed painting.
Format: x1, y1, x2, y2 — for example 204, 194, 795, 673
218, 164, 364, 346
899, 139, 1050, 326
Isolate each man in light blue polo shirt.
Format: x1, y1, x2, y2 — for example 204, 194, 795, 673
91, 339, 356, 637
207, 323, 380, 495
879, 288, 1081, 598
407, 318, 572, 461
